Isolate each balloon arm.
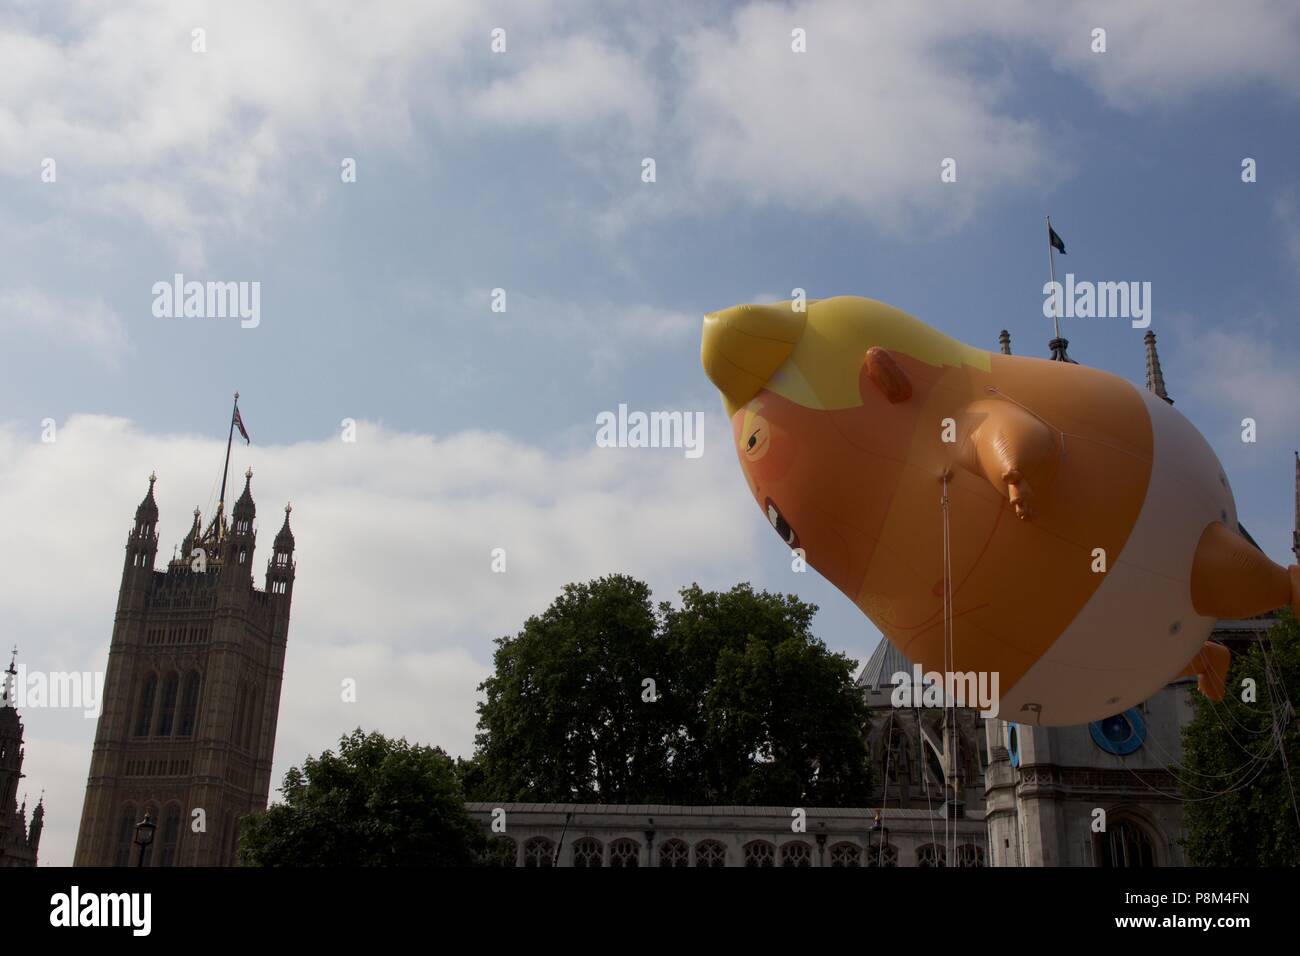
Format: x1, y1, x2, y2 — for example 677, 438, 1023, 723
1176, 641, 1229, 701
957, 399, 1061, 521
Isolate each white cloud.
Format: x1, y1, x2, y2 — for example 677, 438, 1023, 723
469, 34, 658, 131
0, 288, 128, 362
0, 411, 761, 864
4, 0, 1299, 250
1170, 313, 1300, 466
1012, 0, 1300, 109
670, 0, 1053, 230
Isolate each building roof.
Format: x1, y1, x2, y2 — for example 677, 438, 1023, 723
856, 638, 914, 690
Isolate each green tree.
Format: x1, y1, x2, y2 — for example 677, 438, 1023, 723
473, 576, 871, 806
239, 729, 492, 866
473, 574, 675, 802
1180, 610, 1300, 865
661, 583, 872, 806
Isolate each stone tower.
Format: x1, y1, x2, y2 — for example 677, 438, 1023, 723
73, 470, 296, 866
0, 650, 43, 867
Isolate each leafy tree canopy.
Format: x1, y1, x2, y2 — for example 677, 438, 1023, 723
471, 575, 871, 807
240, 729, 495, 866
1181, 610, 1300, 866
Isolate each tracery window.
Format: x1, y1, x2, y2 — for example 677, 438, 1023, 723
863, 842, 894, 868
523, 836, 555, 867
157, 673, 179, 737
134, 673, 157, 737
159, 804, 182, 866
916, 843, 946, 867
114, 804, 137, 867
829, 841, 862, 867
178, 671, 201, 737
659, 839, 689, 867
1095, 819, 1156, 867
744, 840, 776, 867
608, 838, 640, 867
694, 839, 726, 867
956, 844, 985, 868
572, 837, 604, 867
780, 840, 813, 867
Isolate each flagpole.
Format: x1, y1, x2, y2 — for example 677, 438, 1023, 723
1046, 216, 1061, 340
218, 391, 239, 518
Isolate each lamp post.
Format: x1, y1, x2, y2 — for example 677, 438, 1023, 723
134, 812, 156, 868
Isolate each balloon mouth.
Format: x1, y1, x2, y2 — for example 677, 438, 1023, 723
764, 497, 800, 550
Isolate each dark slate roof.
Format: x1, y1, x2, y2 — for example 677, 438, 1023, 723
856, 639, 914, 690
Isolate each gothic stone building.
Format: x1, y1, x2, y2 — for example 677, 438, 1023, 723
73, 471, 296, 866
0, 653, 43, 867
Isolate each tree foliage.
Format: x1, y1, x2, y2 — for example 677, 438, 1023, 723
472, 575, 871, 806
240, 729, 494, 866
1181, 610, 1300, 865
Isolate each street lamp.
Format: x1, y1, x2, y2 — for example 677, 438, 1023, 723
134, 812, 156, 867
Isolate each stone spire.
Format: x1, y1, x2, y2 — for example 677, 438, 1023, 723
1144, 330, 1173, 404
135, 472, 159, 524
233, 468, 255, 521
998, 330, 1012, 355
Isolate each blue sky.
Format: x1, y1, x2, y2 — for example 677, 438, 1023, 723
2, 0, 1299, 864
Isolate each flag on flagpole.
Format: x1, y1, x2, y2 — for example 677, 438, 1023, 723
1049, 224, 1067, 255
233, 407, 250, 444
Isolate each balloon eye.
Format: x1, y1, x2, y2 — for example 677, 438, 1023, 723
747, 433, 758, 449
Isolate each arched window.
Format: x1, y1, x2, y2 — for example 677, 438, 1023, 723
133, 674, 158, 737
743, 840, 776, 867
659, 839, 690, 867
1095, 818, 1157, 867
916, 843, 946, 867
608, 838, 640, 868
114, 804, 137, 867
956, 844, 985, 867
523, 837, 555, 867
159, 804, 182, 866
572, 838, 603, 867
875, 844, 899, 867
244, 685, 259, 751
157, 673, 179, 736
694, 839, 726, 867
879, 718, 910, 788
178, 671, 201, 737
830, 842, 862, 867
780, 841, 813, 867
232, 682, 248, 749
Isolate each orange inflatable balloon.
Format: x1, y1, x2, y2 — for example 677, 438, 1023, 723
702, 296, 1300, 726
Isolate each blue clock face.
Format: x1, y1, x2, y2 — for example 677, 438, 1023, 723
1089, 708, 1147, 756
1007, 724, 1020, 768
